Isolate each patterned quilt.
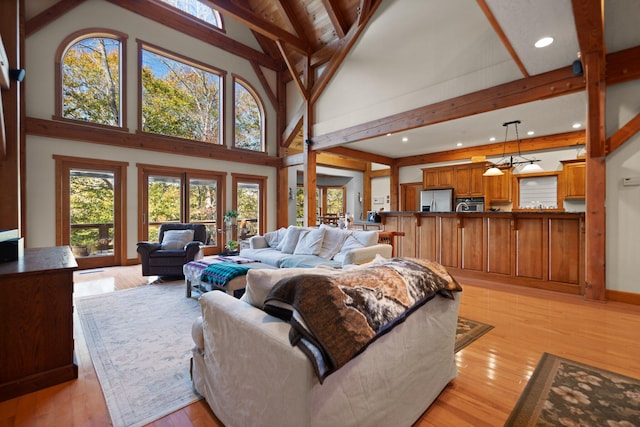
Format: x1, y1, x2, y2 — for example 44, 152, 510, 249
263, 257, 462, 382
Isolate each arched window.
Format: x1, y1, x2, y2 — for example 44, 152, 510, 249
233, 77, 265, 152
56, 30, 127, 128
156, 0, 223, 29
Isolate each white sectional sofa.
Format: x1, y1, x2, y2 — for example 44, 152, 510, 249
239, 224, 392, 268
191, 261, 461, 427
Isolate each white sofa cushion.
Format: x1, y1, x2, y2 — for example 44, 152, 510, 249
317, 224, 349, 259
161, 229, 194, 249
277, 226, 305, 254
293, 228, 325, 255
353, 230, 379, 247
333, 234, 365, 264
264, 227, 287, 248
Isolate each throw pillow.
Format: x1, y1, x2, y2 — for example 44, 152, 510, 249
264, 227, 287, 248
353, 230, 379, 247
333, 234, 365, 264
241, 267, 342, 309
317, 224, 349, 259
293, 228, 325, 255
277, 226, 305, 254
161, 229, 194, 250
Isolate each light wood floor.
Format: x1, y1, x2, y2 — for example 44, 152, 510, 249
1, 266, 639, 426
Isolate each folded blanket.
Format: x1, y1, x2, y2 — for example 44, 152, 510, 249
201, 262, 250, 287
264, 257, 462, 382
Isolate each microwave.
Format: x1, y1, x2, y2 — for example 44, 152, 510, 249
455, 197, 485, 212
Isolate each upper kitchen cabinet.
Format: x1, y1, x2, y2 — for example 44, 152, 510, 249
484, 167, 513, 203
454, 163, 486, 197
422, 166, 454, 189
561, 159, 586, 199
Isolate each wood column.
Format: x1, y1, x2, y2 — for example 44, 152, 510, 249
0, 1, 22, 233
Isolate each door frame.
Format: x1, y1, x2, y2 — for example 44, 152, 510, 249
54, 155, 128, 269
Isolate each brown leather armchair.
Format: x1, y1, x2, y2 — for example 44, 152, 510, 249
137, 223, 207, 277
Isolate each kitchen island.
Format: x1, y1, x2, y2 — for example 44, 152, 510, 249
380, 211, 584, 294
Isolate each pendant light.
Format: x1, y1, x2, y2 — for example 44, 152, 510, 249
483, 120, 543, 176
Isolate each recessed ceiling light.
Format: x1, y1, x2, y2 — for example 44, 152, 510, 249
456, 142, 463, 147
535, 37, 554, 48
572, 123, 581, 129
527, 131, 535, 136
402, 137, 408, 142
386, 133, 392, 136
489, 137, 496, 142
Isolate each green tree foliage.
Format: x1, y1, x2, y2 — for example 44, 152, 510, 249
62, 37, 120, 125
141, 50, 220, 143
234, 82, 262, 151
326, 187, 345, 214
70, 174, 114, 251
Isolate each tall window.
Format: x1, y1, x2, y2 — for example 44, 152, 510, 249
156, 0, 223, 29
57, 31, 127, 127
232, 174, 266, 240
233, 77, 264, 151
140, 43, 223, 144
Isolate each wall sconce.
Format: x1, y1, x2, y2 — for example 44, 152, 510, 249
288, 187, 293, 200
357, 192, 362, 204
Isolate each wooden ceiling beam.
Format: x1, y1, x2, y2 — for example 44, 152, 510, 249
309, 0, 382, 105
282, 103, 305, 148
395, 131, 585, 167
316, 152, 367, 171
323, 146, 394, 165
106, 0, 282, 70
26, 0, 87, 36
311, 65, 584, 150
277, 40, 308, 100
358, 0, 372, 26
275, 0, 313, 46
204, 0, 309, 53
606, 45, 640, 85
321, 0, 348, 39
476, 0, 529, 78
249, 61, 278, 111
607, 113, 640, 155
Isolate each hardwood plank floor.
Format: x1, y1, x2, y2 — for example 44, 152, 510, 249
1, 266, 639, 426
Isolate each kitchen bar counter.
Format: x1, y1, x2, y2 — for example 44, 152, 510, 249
380, 211, 585, 294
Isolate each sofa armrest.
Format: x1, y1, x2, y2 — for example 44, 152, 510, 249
340, 243, 392, 266
184, 241, 202, 259
249, 235, 268, 249
136, 241, 162, 255
196, 291, 315, 425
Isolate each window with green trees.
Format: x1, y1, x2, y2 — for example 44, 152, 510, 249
140, 45, 222, 143
234, 78, 264, 151
61, 34, 123, 126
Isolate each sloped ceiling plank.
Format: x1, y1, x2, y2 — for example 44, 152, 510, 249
275, 0, 313, 46
107, 0, 282, 70
309, 0, 382, 104
476, 0, 528, 77
206, 0, 309, 53
26, 0, 87, 36
607, 112, 640, 154
321, 0, 348, 38
311, 66, 584, 150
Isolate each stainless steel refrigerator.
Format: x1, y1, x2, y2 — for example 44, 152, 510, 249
420, 188, 454, 212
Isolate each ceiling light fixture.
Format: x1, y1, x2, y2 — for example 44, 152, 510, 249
483, 120, 544, 177
534, 37, 554, 48
572, 123, 581, 129
402, 137, 408, 142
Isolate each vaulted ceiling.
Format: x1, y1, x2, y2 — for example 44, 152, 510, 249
25, 0, 640, 161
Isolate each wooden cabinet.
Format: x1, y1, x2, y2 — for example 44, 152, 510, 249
0, 246, 78, 401
459, 215, 484, 271
454, 163, 486, 197
422, 166, 454, 189
562, 159, 586, 199
484, 167, 513, 203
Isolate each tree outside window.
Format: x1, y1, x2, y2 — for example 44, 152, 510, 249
141, 47, 221, 143
234, 79, 264, 151
62, 36, 121, 126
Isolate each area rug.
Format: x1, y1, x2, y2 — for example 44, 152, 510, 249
505, 352, 640, 426
455, 316, 494, 352
75, 282, 202, 427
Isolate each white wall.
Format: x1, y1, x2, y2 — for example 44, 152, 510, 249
24, 0, 279, 259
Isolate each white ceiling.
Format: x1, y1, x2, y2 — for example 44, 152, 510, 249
336, 0, 640, 159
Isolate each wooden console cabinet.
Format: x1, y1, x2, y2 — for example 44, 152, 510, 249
0, 246, 78, 401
